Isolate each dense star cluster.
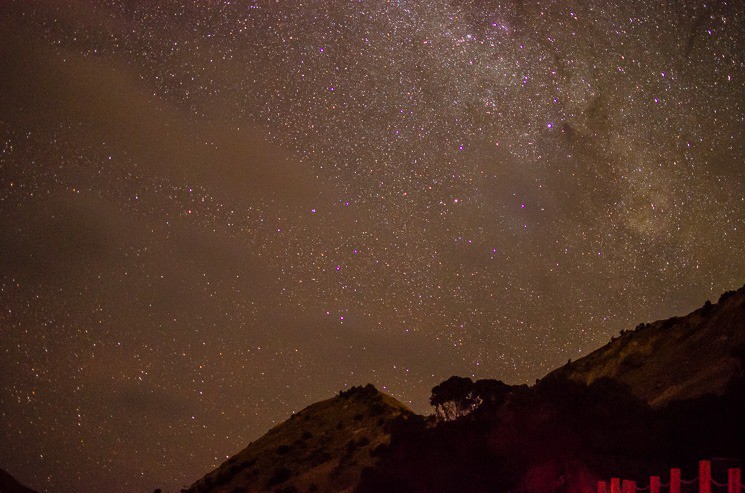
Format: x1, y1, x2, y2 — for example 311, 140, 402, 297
1, 1, 743, 491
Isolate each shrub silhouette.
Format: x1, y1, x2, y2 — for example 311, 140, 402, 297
359, 373, 745, 492
430, 376, 476, 420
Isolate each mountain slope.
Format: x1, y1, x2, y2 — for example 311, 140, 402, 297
0, 468, 38, 493
549, 284, 745, 406
185, 385, 412, 493
357, 284, 745, 491
185, 285, 745, 492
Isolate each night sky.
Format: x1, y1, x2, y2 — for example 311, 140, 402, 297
1, 1, 743, 491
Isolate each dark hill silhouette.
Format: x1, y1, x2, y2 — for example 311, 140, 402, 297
548, 284, 745, 405
184, 384, 413, 493
186, 283, 745, 492
358, 284, 745, 492
359, 375, 745, 492
0, 468, 37, 493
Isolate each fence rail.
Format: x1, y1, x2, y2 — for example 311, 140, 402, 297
598, 460, 744, 493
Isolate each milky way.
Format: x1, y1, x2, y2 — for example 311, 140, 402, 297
1, 1, 743, 491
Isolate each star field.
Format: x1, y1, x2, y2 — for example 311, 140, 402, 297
1, 1, 744, 492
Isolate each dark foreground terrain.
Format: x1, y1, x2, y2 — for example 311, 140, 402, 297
186, 285, 745, 492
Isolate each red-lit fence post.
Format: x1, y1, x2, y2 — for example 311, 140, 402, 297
670, 468, 681, 493
729, 468, 741, 493
650, 475, 661, 493
700, 460, 711, 493
600, 462, 741, 493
